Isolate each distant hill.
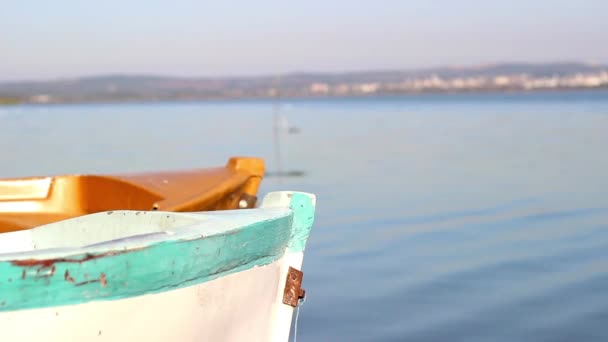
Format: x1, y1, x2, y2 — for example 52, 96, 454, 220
1, 62, 607, 104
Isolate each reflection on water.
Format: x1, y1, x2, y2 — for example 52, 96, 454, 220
1, 91, 608, 341
265, 170, 306, 178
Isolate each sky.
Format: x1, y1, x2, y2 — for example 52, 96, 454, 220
1, 0, 607, 81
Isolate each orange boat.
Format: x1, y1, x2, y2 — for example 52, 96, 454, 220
0, 157, 264, 233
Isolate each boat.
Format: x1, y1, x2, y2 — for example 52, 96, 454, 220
0, 190, 316, 341
0, 157, 265, 233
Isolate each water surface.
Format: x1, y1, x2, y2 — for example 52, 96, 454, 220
1, 91, 608, 341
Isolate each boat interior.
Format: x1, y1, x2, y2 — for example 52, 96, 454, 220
0, 157, 264, 233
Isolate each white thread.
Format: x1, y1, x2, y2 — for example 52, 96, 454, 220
293, 296, 307, 342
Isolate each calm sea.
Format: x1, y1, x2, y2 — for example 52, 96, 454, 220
2, 91, 608, 341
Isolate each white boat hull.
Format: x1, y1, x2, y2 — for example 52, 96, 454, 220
0, 191, 315, 342
1, 255, 298, 341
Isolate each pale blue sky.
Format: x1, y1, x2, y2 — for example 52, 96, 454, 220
1, 0, 607, 81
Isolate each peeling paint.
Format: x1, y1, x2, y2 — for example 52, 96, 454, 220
64, 270, 75, 284
11, 249, 143, 268
0, 214, 294, 312
0, 192, 317, 313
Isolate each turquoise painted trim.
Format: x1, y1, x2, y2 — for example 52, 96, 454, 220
0, 215, 294, 312
287, 193, 316, 252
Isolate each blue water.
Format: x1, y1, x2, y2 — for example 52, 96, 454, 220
2, 91, 608, 341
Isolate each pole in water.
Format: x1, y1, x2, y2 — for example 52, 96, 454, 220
273, 75, 283, 183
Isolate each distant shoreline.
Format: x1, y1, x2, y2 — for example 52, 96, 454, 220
2, 87, 608, 107
1, 62, 607, 105
0, 98, 20, 106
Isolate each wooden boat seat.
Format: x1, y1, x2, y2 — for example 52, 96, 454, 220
0, 157, 264, 232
